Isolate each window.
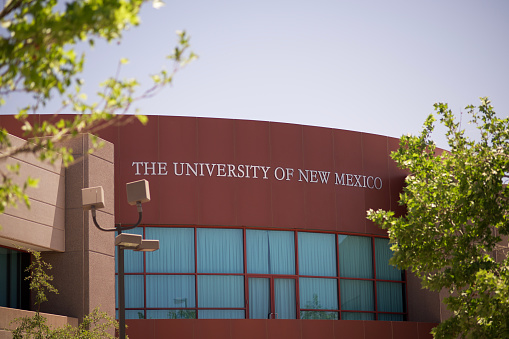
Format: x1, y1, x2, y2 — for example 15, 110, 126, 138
0, 247, 30, 310
116, 227, 406, 320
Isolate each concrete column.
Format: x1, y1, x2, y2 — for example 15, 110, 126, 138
40, 134, 115, 322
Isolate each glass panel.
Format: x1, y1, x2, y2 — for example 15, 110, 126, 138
116, 275, 144, 308
146, 228, 194, 273
299, 278, 338, 311
340, 279, 374, 312
198, 275, 244, 308
378, 313, 404, 321
0, 249, 7, 307
246, 230, 295, 275
147, 310, 196, 319
199, 310, 245, 319
375, 238, 403, 281
274, 278, 296, 319
298, 232, 336, 276
115, 228, 144, 273
116, 310, 146, 319
338, 235, 373, 279
248, 278, 270, 319
0, 248, 19, 308
197, 229, 243, 274
146, 275, 195, 308
376, 282, 404, 313
300, 311, 338, 320
341, 312, 375, 320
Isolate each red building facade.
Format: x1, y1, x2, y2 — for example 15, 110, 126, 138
0, 115, 440, 339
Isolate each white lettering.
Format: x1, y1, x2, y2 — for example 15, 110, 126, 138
335, 173, 345, 185
353, 174, 362, 187
144, 162, 157, 175
286, 168, 294, 181
205, 163, 216, 176
260, 166, 270, 179
237, 165, 245, 178
366, 176, 375, 189
186, 163, 198, 176
132, 162, 143, 175
198, 163, 205, 176
309, 170, 318, 183
318, 171, 330, 184
346, 174, 353, 186
274, 167, 285, 181
217, 164, 226, 177
135, 161, 382, 189
227, 164, 237, 177
173, 162, 184, 176
158, 162, 168, 175
298, 169, 308, 182
251, 165, 260, 179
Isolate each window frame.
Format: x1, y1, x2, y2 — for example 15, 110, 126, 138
116, 226, 407, 321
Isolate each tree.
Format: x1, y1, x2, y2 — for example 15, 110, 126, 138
368, 98, 509, 339
12, 250, 118, 339
0, 0, 196, 216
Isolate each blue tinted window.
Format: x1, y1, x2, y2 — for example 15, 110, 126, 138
198, 275, 244, 309
340, 279, 374, 312
299, 277, 338, 310
338, 235, 373, 279
246, 230, 295, 275
375, 238, 403, 281
197, 228, 243, 274
146, 227, 194, 273
298, 232, 336, 276
146, 275, 196, 308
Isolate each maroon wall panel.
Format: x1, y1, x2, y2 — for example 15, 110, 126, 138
362, 133, 391, 235
302, 126, 336, 231
333, 129, 366, 233
1, 115, 403, 234
157, 117, 200, 225
196, 118, 237, 226
126, 319, 436, 339
235, 120, 272, 227
387, 137, 407, 218
269, 122, 307, 229
118, 117, 161, 224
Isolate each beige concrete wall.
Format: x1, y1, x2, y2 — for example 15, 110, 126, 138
0, 135, 65, 252
0, 306, 78, 339
40, 134, 116, 322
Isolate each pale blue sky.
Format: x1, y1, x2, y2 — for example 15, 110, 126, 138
2, 0, 508, 148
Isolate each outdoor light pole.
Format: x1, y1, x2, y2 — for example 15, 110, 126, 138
82, 179, 159, 339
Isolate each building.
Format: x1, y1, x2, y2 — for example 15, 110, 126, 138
0, 115, 442, 339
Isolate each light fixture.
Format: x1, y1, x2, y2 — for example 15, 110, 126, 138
115, 233, 142, 248
134, 239, 160, 252
81, 179, 158, 339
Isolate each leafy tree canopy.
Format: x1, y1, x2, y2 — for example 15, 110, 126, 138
0, 0, 196, 215
368, 98, 509, 339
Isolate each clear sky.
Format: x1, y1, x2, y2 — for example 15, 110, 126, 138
1, 0, 508, 148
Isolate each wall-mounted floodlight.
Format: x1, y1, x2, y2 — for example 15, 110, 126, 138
127, 179, 150, 205
82, 186, 105, 210
81, 179, 152, 232
115, 233, 142, 248
135, 239, 160, 252
81, 179, 158, 339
